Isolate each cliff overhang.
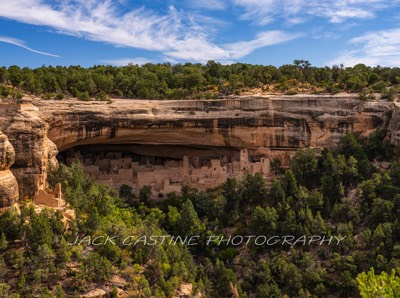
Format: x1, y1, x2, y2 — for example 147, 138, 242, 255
0, 95, 398, 205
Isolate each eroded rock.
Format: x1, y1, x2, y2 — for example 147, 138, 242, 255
0, 131, 15, 171
0, 131, 18, 207
0, 96, 398, 201
0, 101, 58, 200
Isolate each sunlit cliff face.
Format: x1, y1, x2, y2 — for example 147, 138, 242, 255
42, 96, 392, 195
0, 95, 395, 205
40, 96, 389, 153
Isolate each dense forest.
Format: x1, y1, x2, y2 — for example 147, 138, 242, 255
0, 61, 400, 101
1, 130, 400, 297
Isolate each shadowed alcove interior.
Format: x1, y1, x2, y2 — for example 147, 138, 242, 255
57, 143, 270, 195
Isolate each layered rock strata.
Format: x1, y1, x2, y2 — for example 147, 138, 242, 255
37, 96, 393, 156
0, 101, 58, 205
0, 95, 398, 202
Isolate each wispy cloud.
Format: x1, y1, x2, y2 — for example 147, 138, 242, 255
233, 0, 400, 24
190, 0, 227, 10
164, 31, 298, 62
0, 35, 60, 57
328, 28, 400, 66
311, 29, 340, 40
0, 0, 297, 63
101, 57, 153, 66
224, 31, 301, 58
233, 0, 303, 25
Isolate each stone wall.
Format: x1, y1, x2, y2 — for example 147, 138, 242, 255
67, 148, 271, 194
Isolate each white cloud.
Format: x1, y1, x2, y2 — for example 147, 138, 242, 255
101, 57, 153, 66
328, 28, 400, 66
224, 31, 301, 58
311, 31, 340, 40
233, 0, 400, 24
164, 31, 298, 63
0, 35, 60, 57
190, 0, 227, 10
0, 0, 297, 62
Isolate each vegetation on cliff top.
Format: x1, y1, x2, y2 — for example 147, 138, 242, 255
0, 60, 400, 101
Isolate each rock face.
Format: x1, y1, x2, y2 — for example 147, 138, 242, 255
0, 131, 19, 207
0, 95, 398, 201
0, 101, 58, 203
0, 131, 15, 170
36, 95, 393, 155
387, 103, 400, 145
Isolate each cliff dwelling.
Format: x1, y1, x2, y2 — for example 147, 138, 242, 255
1, 95, 394, 206
58, 144, 271, 195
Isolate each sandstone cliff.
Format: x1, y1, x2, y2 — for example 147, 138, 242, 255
0, 95, 398, 204
387, 103, 400, 145
0, 131, 18, 207
36, 95, 393, 155
0, 102, 58, 205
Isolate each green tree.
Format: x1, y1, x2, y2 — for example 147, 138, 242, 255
241, 173, 267, 205
0, 283, 20, 298
0, 232, 7, 251
0, 256, 7, 281
269, 180, 285, 206
283, 170, 299, 197
271, 158, 284, 176
0, 207, 22, 240
139, 185, 152, 203
339, 270, 358, 297
290, 148, 318, 188
77, 91, 90, 101
251, 206, 278, 235
119, 184, 134, 205
28, 211, 54, 249
212, 259, 240, 297
357, 268, 400, 298
130, 275, 152, 297
166, 205, 181, 232
82, 252, 113, 283
54, 285, 66, 298
178, 200, 203, 237
221, 178, 241, 224
381, 87, 397, 101
17, 273, 27, 294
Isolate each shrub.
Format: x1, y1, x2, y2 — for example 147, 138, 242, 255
96, 91, 108, 101
55, 93, 64, 100
83, 252, 113, 283
381, 87, 397, 101
77, 91, 91, 101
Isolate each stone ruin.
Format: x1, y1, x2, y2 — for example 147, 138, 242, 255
33, 183, 63, 208
62, 148, 271, 195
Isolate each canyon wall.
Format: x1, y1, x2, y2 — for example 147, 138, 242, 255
0, 102, 58, 205
0, 131, 18, 207
37, 96, 393, 153
0, 95, 398, 205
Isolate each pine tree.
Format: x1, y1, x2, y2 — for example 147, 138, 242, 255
178, 200, 203, 237
0, 233, 7, 251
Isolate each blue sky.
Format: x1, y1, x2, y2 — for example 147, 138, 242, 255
0, 0, 400, 68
